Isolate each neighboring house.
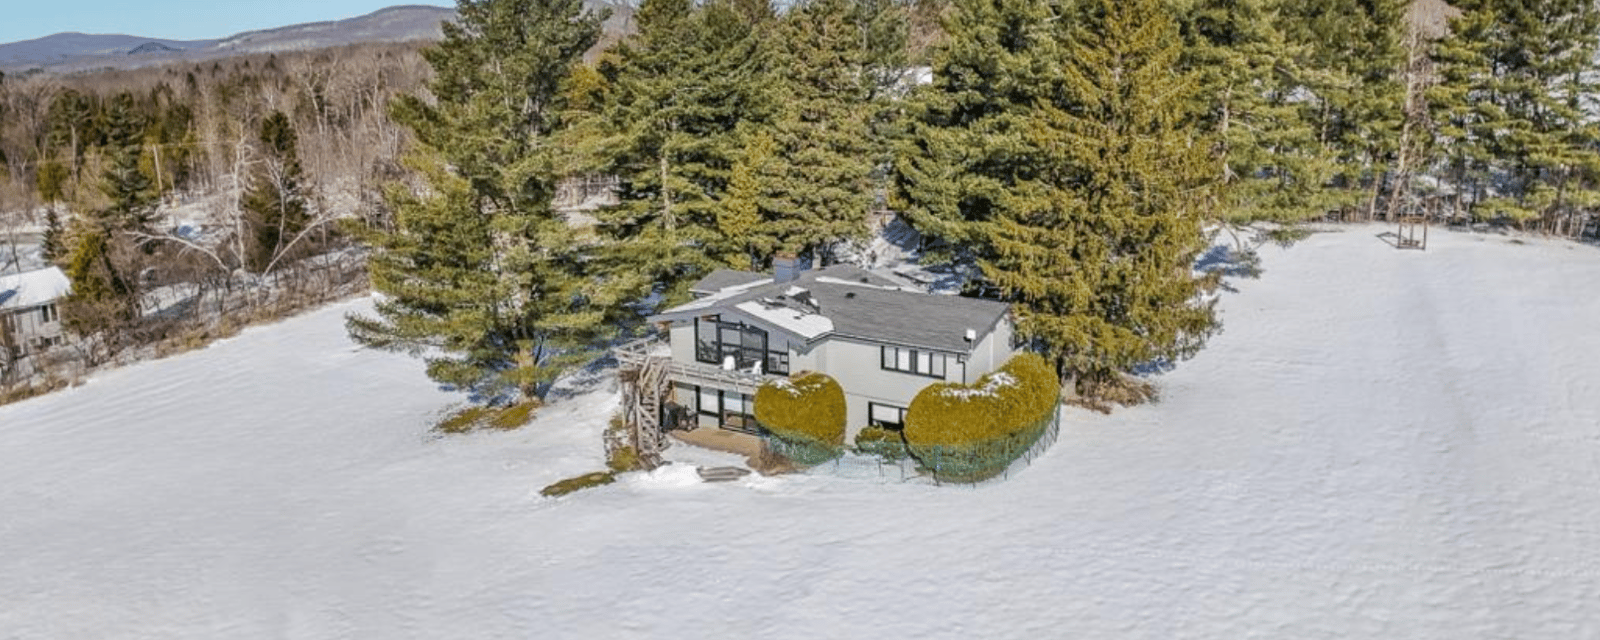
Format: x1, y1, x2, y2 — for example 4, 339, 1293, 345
0, 266, 71, 362
621, 256, 1015, 449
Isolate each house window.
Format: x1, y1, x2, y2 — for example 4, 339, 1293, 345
869, 403, 908, 431
697, 386, 720, 417
40, 304, 58, 324
694, 316, 786, 374
880, 346, 947, 378
694, 386, 759, 434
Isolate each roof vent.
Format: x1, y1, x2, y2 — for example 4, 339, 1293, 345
845, 292, 857, 299
964, 328, 977, 342
859, 277, 870, 283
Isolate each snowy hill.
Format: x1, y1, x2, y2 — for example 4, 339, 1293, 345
2, 224, 1598, 638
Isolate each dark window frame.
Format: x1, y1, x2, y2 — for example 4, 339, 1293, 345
694, 316, 788, 375
880, 345, 947, 379
694, 385, 760, 434
868, 402, 909, 431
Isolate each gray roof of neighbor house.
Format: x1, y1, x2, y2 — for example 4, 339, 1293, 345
653, 264, 1010, 353
688, 269, 770, 296
0, 267, 70, 313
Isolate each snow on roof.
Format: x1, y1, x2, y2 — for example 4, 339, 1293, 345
734, 300, 834, 339
812, 276, 914, 292
0, 267, 70, 312
671, 277, 774, 313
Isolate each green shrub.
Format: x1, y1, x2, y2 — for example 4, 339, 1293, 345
853, 425, 908, 461
435, 400, 539, 433
754, 372, 846, 466
903, 352, 1061, 482
540, 471, 616, 497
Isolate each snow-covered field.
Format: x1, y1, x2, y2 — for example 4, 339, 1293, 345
2, 225, 1598, 639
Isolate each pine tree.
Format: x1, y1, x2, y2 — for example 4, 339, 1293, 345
892, 0, 1065, 264
755, 0, 881, 263
41, 209, 65, 264
594, 0, 779, 300
241, 111, 310, 273
45, 90, 94, 180
1280, 0, 1407, 219
1182, 0, 1332, 223
1431, 0, 1600, 233
97, 92, 157, 231
59, 223, 136, 346
347, 0, 624, 403
897, 0, 1219, 396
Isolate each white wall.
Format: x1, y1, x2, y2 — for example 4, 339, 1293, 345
660, 312, 1019, 442
2, 303, 66, 358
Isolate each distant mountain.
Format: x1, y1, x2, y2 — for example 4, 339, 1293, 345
0, 33, 212, 69
128, 42, 183, 56
0, 3, 633, 74
205, 5, 455, 56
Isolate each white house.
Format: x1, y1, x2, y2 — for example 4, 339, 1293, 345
632, 256, 1017, 444
0, 266, 71, 361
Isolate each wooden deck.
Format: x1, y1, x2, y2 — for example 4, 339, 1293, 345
670, 427, 764, 459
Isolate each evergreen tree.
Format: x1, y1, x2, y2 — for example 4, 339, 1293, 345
59, 223, 136, 343
1431, 0, 1600, 232
755, 0, 882, 263
41, 209, 65, 264
97, 92, 157, 231
347, 0, 623, 403
1182, 0, 1332, 223
45, 90, 94, 180
892, 0, 1065, 264
594, 0, 779, 300
897, 0, 1219, 396
1280, 0, 1407, 219
241, 111, 310, 273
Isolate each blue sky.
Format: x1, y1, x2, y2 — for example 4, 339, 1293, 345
2, 1, 455, 44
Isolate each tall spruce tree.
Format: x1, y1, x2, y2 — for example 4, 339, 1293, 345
594, 0, 779, 301
1431, 0, 1600, 233
1280, 0, 1407, 219
347, 0, 622, 403
892, 0, 1065, 264
897, 0, 1219, 396
1182, 0, 1332, 223
97, 93, 157, 231
756, 0, 880, 262
241, 111, 310, 273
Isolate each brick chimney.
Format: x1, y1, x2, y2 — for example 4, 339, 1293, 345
774, 252, 803, 284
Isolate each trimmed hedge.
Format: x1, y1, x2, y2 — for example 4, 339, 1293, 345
754, 372, 847, 466
853, 425, 908, 461
903, 352, 1061, 482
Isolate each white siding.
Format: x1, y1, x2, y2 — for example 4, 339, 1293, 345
2, 303, 66, 360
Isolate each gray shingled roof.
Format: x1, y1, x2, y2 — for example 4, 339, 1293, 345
688, 269, 770, 295
656, 265, 1010, 353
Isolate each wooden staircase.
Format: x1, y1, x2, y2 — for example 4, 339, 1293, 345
619, 352, 671, 469
614, 336, 769, 469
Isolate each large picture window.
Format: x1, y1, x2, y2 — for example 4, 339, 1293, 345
695, 316, 788, 374
880, 345, 947, 379
695, 385, 760, 434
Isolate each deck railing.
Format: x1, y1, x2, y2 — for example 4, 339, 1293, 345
614, 336, 769, 394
